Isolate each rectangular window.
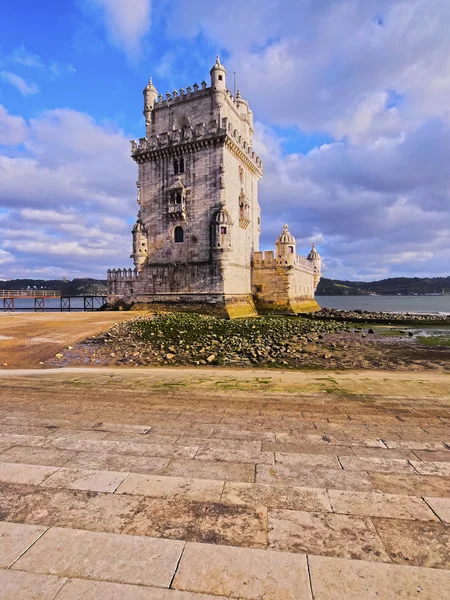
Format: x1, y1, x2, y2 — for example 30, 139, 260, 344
220, 226, 227, 234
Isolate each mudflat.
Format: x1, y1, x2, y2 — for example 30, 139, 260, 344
0, 312, 137, 368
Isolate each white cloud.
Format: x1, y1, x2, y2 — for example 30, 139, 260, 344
0, 72, 39, 96
0, 108, 136, 278
90, 0, 152, 57
0, 105, 28, 146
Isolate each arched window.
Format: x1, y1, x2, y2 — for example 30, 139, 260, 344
179, 157, 185, 173
173, 160, 179, 174
174, 226, 184, 243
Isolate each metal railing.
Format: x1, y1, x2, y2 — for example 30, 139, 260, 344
0, 290, 61, 299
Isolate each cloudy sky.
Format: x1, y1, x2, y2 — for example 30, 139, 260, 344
1, 0, 449, 281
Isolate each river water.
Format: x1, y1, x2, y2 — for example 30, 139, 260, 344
317, 295, 450, 315
2, 295, 450, 316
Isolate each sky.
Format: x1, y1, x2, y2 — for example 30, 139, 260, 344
0, 0, 449, 282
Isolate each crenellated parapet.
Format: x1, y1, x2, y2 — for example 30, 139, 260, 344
131, 116, 263, 175
107, 268, 139, 282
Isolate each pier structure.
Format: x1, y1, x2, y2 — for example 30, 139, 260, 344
0, 290, 107, 312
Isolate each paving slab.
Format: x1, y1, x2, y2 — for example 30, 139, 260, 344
373, 517, 450, 569
268, 509, 390, 562
115, 441, 199, 459
221, 481, 332, 512
13, 526, 185, 588
370, 472, 450, 497
308, 555, 450, 600
329, 490, 438, 520
56, 578, 227, 600
65, 451, 170, 474
275, 452, 340, 469
195, 447, 274, 465
385, 440, 447, 451
414, 450, 450, 462
0, 484, 142, 533
0, 446, 77, 467
350, 446, 417, 460
0, 568, 67, 600
123, 497, 267, 548
172, 541, 312, 599
0, 521, 47, 568
164, 458, 255, 482
0, 462, 58, 485
116, 473, 224, 502
256, 464, 374, 491
44, 437, 120, 453
410, 460, 450, 476
40, 467, 128, 493
261, 441, 354, 456
339, 456, 416, 474
425, 497, 450, 523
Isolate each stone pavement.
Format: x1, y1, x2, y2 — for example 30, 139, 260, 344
0, 368, 449, 599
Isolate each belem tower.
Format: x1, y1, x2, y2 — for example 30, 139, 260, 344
107, 57, 321, 318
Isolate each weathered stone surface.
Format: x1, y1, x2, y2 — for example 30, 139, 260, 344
0, 446, 77, 467
65, 451, 169, 474
414, 450, 450, 463
123, 498, 267, 549
164, 458, 254, 482
329, 490, 438, 520
0, 521, 47, 568
275, 452, 340, 469
410, 460, 450, 477
373, 517, 450, 569
40, 467, 128, 493
425, 497, 450, 523
172, 542, 312, 599
309, 555, 450, 600
194, 447, 274, 465
256, 464, 374, 491
261, 441, 354, 456
116, 473, 224, 502
56, 578, 227, 599
0, 462, 58, 485
339, 456, 416, 474
13, 527, 185, 588
0, 569, 66, 600
0, 484, 142, 534
221, 482, 332, 512
268, 509, 390, 562
370, 472, 450, 497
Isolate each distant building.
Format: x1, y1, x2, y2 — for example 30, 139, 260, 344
108, 58, 321, 317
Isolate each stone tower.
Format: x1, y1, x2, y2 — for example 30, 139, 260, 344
107, 58, 321, 316
109, 57, 263, 317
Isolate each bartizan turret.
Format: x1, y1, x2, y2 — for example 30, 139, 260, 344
276, 224, 296, 266
307, 242, 322, 290
210, 55, 226, 108
143, 77, 158, 136
131, 216, 148, 271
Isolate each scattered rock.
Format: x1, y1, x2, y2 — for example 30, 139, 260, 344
206, 354, 216, 363
55, 353, 64, 359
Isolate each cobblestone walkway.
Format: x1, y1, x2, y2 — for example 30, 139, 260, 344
0, 369, 449, 599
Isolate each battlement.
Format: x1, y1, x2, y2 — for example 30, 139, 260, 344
107, 268, 139, 281
153, 81, 210, 107
131, 116, 262, 170
253, 251, 275, 267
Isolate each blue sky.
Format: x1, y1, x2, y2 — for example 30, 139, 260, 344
1, 0, 450, 281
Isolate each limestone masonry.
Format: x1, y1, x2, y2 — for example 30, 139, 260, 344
107, 57, 321, 317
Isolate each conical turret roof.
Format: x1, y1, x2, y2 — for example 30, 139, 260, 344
307, 242, 321, 260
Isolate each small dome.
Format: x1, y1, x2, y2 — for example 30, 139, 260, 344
215, 207, 231, 225
277, 224, 296, 245
132, 219, 145, 233
307, 242, 321, 260
210, 55, 226, 74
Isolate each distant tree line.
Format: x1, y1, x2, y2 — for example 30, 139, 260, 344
0, 278, 107, 296
317, 277, 450, 296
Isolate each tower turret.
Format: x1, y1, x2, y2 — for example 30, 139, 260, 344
131, 215, 148, 271
143, 77, 158, 136
307, 242, 322, 290
212, 205, 232, 251
210, 56, 226, 108
276, 224, 296, 266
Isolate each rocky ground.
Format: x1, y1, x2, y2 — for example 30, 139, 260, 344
46, 312, 450, 371
307, 307, 450, 324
